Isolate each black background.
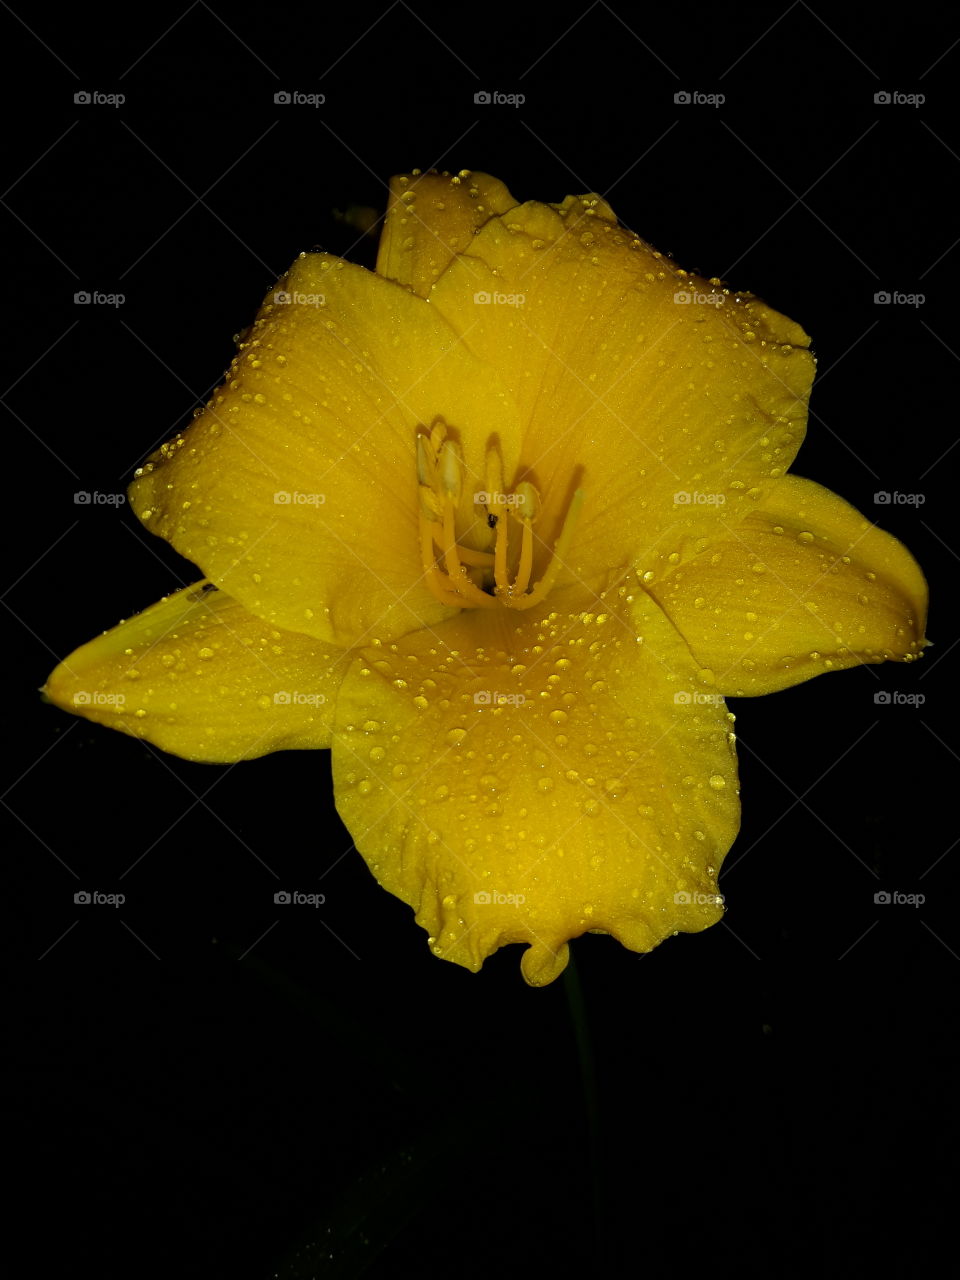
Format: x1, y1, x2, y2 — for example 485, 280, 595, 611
6, 3, 958, 1276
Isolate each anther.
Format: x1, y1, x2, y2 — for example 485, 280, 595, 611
417, 426, 583, 612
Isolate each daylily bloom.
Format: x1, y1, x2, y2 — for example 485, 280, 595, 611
45, 170, 928, 985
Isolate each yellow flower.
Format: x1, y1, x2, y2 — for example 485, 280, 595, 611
44, 170, 928, 986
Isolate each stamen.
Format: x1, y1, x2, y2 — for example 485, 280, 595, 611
510, 482, 539, 597
493, 508, 509, 592
420, 519, 470, 607
418, 483, 442, 522
416, 427, 582, 612
438, 439, 463, 503
467, 449, 498, 552
510, 489, 585, 610
484, 448, 504, 508
511, 520, 534, 597
441, 502, 463, 581
513, 481, 540, 523
457, 546, 496, 567
416, 434, 434, 487
436, 440, 495, 608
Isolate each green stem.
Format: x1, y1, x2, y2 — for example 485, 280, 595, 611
563, 951, 607, 1263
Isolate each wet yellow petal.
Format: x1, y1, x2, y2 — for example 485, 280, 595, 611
44, 583, 346, 762
427, 194, 814, 592
376, 170, 518, 296
647, 474, 928, 695
130, 254, 522, 648
332, 587, 739, 985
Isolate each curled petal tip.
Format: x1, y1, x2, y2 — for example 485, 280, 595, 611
520, 940, 570, 988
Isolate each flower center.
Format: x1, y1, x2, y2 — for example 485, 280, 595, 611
417, 419, 583, 610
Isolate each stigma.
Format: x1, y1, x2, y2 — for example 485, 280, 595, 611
417, 419, 583, 611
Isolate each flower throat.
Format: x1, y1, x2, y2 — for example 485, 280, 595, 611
417, 419, 583, 610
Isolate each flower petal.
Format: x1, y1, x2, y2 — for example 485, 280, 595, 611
647, 475, 929, 695
44, 582, 346, 761
376, 170, 518, 296
331, 587, 739, 985
426, 194, 815, 592
129, 255, 522, 647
